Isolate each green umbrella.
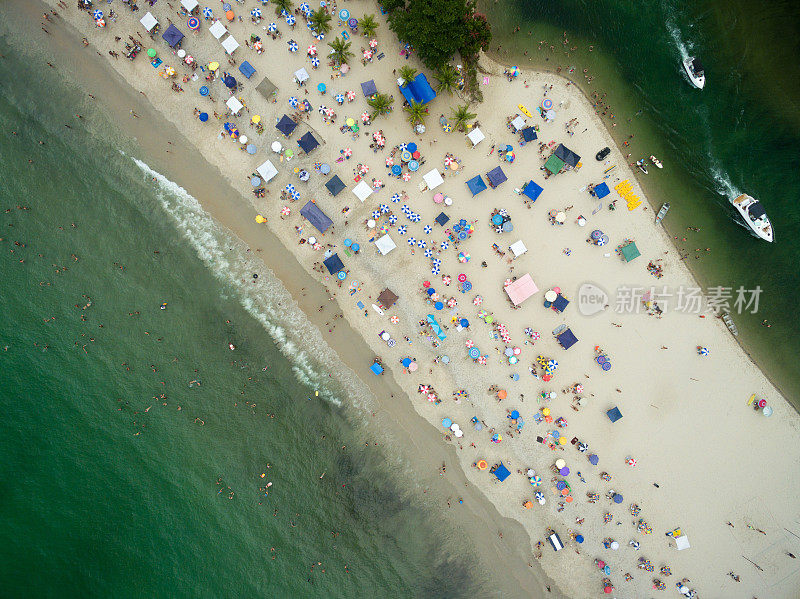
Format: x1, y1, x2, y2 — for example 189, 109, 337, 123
147, 48, 157, 58
284, 149, 294, 159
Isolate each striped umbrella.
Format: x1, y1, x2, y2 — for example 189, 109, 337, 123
379, 204, 390, 213
440, 240, 449, 250
318, 105, 327, 114
342, 147, 352, 157
361, 112, 370, 122
315, 32, 325, 40
299, 2, 310, 11
358, 164, 369, 174
417, 239, 426, 248
335, 93, 345, 104
268, 22, 277, 32
281, 206, 291, 216
363, 49, 373, 59
93, 10, 103, 19
346, 90, 356, 101
203, 7, 213, 18
251, 7, 262, 18
442, 123, 453, 132
286, 14, 296, 25
423, 225, 432, 234
432, 258, 441, 266
431, 266, 440, 275
385, 157, 394, 166
371, 210, 381, 219
477, 355, 487, 365
401, 204, 411, 215
307, 44, 317, 55
289, 96, 299, 107
95, 18, 105, 27
253, 40, 263, 51
397, 226, 407, 235
531, 475, 542, 486
324, 107, 334, 116
473, 296, 483, 306
398, 143, 408, 151
402, 172, 412, 181
369, 38, 378, 48
391, 193, 401, 203
390, 315, 399, 324
373, 179, 382, 188
531, 331, 540, 340
280, 9, 289, 17
285, 184, 296, 193
388, 214, 397, 224
407, 237, 416, 246
410, 214, 421, 223
424, 249, 433, 258
288, 40, 298, 52
291, 189, 300, 201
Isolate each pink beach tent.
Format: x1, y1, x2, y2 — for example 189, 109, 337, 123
504, 273, 539, 306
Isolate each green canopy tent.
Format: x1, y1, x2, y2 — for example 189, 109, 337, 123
544, 154, 566, 175
620, 241, 641, 262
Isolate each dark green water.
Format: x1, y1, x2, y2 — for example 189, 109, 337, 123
480, 0, 800, 401
0, 35, 486, 598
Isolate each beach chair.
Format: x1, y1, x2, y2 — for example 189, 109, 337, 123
341, 31, 349, 40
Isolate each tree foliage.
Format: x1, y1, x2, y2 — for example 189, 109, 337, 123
435, 64, 459, 94
367, 93, 395, 119
360, 14, 379, 38
273, 0, 293, 16
451, 103, 477, 131
328, 37, 353, 65
404, 101, 427, 126
309, 8, 332, 35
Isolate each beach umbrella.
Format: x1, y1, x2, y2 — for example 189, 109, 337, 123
288, 96, 299, 108
335, 93, 345, 104
358, 164, 369, 174
417, 239, 426, 248
442, 275, 451, 285
267, 22, 277, 32
188, 16, 201, 30
223, 73, 237, 88
325, 107, 335, 117
440, 240, 449, 250
423, 225, 432, 234
613, 493, 623, 504
427, 393, 437, 402
698, 346, 710, 356
203, 6, 213, 18
442, 123, 452, 132
402, 172, 412, 181
199, 85, 210, 96
344, 90, 357, 103
251, 7, 262, 18
285, 184, 296, 193
477, 355, 487, 365
311, 56, 320, 68
542, 98, 553, 110
378, 204, 390, 214
388, 214, 397, 225
588, 454, 599, 465
531, 475, 542, 486
390, 165, 401, 176
299, 2, 310, 11
246, 144, 257, 154
291, 190, 300, 201
531, 331, 540, 340
465, 339, 474, 348
341, 147, 352, 158
591, 229, 603, 240
361, 112, 370, 123
199, 112, 209, 122
280, 206, 291, 216
468, 347, 480, 359
339, 8, 350, 20
408, 160, 419, 171
95, 18, 105, 27
407, 237, 416, 246
288, 40, 298, 52
369, 38, 378, 48
253, 41, 263, 52
397, 226, 407, 235
317, 105, 329, 115
286, 14, 296, 25
251, 177, 261, 187
93, 9, 103, 19
307, 44, 317, 55
363, 49, 373, 59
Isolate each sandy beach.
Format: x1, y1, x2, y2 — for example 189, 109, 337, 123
24, 0, 800, 597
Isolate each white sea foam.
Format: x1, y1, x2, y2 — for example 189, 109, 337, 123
708, 161, 742, 201
664, 8, 691, 64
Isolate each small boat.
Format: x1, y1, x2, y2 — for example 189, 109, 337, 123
721, 312, 738, 336
636, 159, 648, 175
731, 194, 773, 242
655, 202, 670, 225
683, 57, 705, 89
649, 155, 663, 169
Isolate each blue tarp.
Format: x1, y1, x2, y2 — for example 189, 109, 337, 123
554, 143, 581, 167
300, 201, 333, 234
493, 463, 511, 482
360, 79, 377, 97
298, 132, 319, 153
435, 212, 449, 226
486, 166, 507, 188
325, 175, 345, 196
606, 407, 623, 423
556, 328, 578, 350
398, 72, 437, 105
323, 253, 344, 274
370, 362, 384, 375
594, 182, 610, 199
522, 180, 543, 202
161, 24, 184, 47
425, 314, 446, 340
466, 175, 487, 196
521, 126, 537, 142
552, 294, 569, 313
238, 61, 256, 79
276, 114, 297, 136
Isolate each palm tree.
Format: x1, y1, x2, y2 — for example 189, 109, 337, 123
367, 93, 394, 119
273, 0, 293, 16
398, 65, 418, 85
328, 37, 353, 65
435, 64, 459, 95
451, 103, 477, 132
360, 14, 379, 38
309, 8, 332, 35
404, 100, 427, 127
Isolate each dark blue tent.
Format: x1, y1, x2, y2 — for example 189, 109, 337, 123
493, 463, 511, 482
300, 201, 333, 233
594, 182, 610, 199
360, 79, 377, 97
606, 407, 623, 423
298, 131, 319, 153
552, 294, 569, 313
398, 73, 437, 105
222, 74, 237, 89
554, 143, 581, 167
522, 180, 543, 202
275, 114, 297, 136
486, 166, 507, 188
435, 212, 450, 226
161, 24, 184, 47
556, 328, 578, 350
238, 61, 256, 79
521, 126, 537, 142
323, 253, 344, 274
466, 175, 487, 196
325, 175, 345, 196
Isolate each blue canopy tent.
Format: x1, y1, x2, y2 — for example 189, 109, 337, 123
370, 361, 384, 375
466, 175, 487, 196
606, 407, 623, 423
360, 79, 377, 97
238, 61, 256, 79
162, 24, 184, 47
276, 114, 297, 136
522, 180, 543, 202
425, 314, 446, 340
521, 126, 537, 142
323, 253, 344, 274
325, 175, 346, 196
398, 73, 437, 105
222, 74, 237, 89
486, 166, 507, 188
593, 182, 610, 199
553, 143, 581, 168
435, 212, 450, 226
493, 463, 511, 482
300, 201, 333, 234
298, 131, 320, 153
556, 328, 578, 350
552, 294, 569, 313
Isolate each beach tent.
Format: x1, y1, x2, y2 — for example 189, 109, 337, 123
377, 288, 398, 309
426, 314, 446, 340
556, 328, 578, 350
505, 273, 539, 306
521, 126, 537, 142
180, 0, 199, 11
325, 175, 346, 196
552, 294, 569, 313
294, 67, 310, 84
493, 463, 511, 482
422, 168, 444, 190
360, 79, 377, 97
375, 234, 397, 256
256, 160, 278, 183
510, 115, 527, 131
209, 20, 227, 39
486, 166, 507, 188
466, 175, 487, 196
140, 12, 158, 31
593, 182, 610, 199
522, 180, 543, 202
221, 35, 239, 55
297, 132, 319, 153
370, 361, 384, 375
255, 76, 277, 99
674, 535, 691, 551
398, 73, 437, 105
352, 180, 373, 203
162, 24, 184, 47
467, 128, 485, 146
300, 201, 333, 233
606, 407, 623, 423
544, 154, 566, 174
548, 532, 564, 552
276, 114, 297, 136
509, 240, 527, 258
554, 143, 581, 168
226, 96, 243, 114
620, 241, 641, 262
435, 212, 450, 226
238, 61, 256, 79
323, 253, 344, 274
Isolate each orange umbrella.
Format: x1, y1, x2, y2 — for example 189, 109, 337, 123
477, 460, 488, 470
497, 389, 507, 399
561, 489, 570, 496
565, 495, 574, 503
523, 501, 533, 509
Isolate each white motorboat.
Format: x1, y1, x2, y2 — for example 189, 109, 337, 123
683, 57, 705, 89
731, 194, 773, 242
636, 159, 648, 175
649, 155, 663, 169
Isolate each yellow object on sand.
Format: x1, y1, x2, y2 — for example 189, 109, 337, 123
209, 61, 219, 71
542, 407, 551, 416
518, 104, 533, 118
255, 214, 266, 224
747, 393, 756, 405
252, 115, 261, 124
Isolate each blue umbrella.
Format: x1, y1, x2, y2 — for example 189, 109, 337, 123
556, 481, 566, 490
407, 142, 418, 153
458, 231, 468, 240
391, 193, 401, 203
291, 190, 300, 201
591, 229, 603, 240
391, 165, 402, 176
286, 14, 296, 25
613, 493, 623, 504
492, 214, 503, 225
289, 96, 299, 108
397, 226, 407, 235
462, 281, 472, 292
223, 74, 237, 88
379, 204, 390, 213
371, 210, 381, 219
199, 86, 209, 96
93, 10, 103, 19
202, 7, 213, 18
441, 417, 452, 427
453, 224, 461, 232
199, 112, 209, 122
314, 32, 325, 41
423, 225, 432, 234
251, 8, 262, 18
281, 9, 289, 17
388, 214, 397, 224
268, 22, 277, 32
299, 2, 310, 11
408, 160, 419, 171
288, 40, 298, 52
317, 83, 326, 92
339, 9, 350, 21
311, 56, 320, 68
460, 318, 469, 328
426, 288, 436, 296
222, 3, 231, 10
468, 347, 480, 359
510, 410, 520, 419
434, 301, 443, 310
424, 249, 433, 258
575, 535, 584, 544
250, 177, 261, 186
285, 184, 296, 193
351, 243, 360, 252
335, 93, 345, 104
459, 219, 467, 226
588, 454, 599, 465
440, 241, 449, 250
246, 144, 257, 154
407, 237, 416, 246
320, 163, 330, 174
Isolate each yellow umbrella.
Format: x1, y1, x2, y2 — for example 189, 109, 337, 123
346, 117, 355, 127
542, 407, 551, 416
255, 214, 266, 223
208, 61, 219, 71
164, 66, 176, 77
251, 115, 261, 124
559, 436, 567, 445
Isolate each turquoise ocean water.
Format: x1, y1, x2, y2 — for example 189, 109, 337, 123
480, 0, 800, 401
0, 35, 488, 597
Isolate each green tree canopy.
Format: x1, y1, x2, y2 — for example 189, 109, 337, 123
388, 0, 467, 70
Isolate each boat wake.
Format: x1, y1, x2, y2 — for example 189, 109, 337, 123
664, 8, 691, 64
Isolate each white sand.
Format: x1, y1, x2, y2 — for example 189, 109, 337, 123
35, 1, 800, 597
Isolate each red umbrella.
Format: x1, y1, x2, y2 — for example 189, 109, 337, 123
412, 150, 421, 159
402, 172, 411, 181
343, 147, 352, 157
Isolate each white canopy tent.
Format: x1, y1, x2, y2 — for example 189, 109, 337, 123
221, 35, 239, 55
209, 20, 227, 39
352, 180, 373, 203
256, 160, 278, 183
294, 67, 309, 84
375, 234, 397, 256
674, 535, 690, 551
510, 240, 528, 258
226, 96, 243, 114
140, 12, 158, 31
511, 115, 527, 131
422, 169, 444, 190
467, 127, 485, 146
180, 0, 198, 11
